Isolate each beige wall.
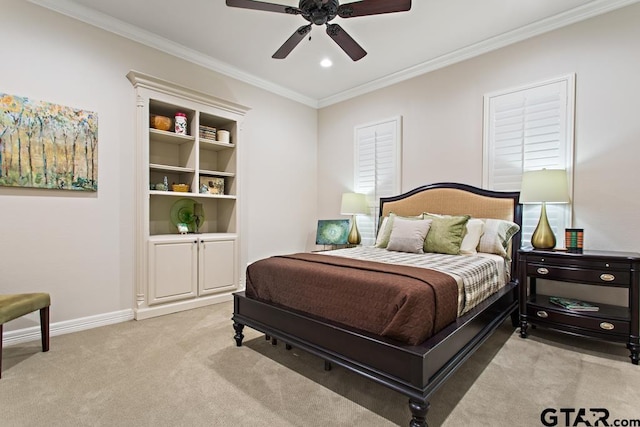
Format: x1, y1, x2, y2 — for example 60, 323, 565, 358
317, 4, 640, 305
3, 0, 639, 333
0, 0, 317, 332
318, 4, 640, 255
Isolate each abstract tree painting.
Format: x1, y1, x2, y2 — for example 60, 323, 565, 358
0, 93, 98, 191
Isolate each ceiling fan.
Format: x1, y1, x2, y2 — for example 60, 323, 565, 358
226, 0, 412, 61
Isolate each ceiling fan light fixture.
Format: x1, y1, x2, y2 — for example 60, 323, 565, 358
226, 0, 412, 60
320, 58, 333, 67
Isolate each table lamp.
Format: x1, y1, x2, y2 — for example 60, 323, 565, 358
340, 193, 368, 245
520, 169, 570, 249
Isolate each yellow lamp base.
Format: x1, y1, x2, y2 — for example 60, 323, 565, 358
347, 215, 361, 245
531, 202, 556, 250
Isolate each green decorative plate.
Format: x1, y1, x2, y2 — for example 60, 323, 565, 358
170, 198, 203, 232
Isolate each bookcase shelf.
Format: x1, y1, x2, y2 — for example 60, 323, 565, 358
128, 70, 249, 320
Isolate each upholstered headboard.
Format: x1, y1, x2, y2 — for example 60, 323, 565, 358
379, 182, 522, 269
380, 184, 518, 221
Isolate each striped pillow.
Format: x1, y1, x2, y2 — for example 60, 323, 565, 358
477, 219, 520, 258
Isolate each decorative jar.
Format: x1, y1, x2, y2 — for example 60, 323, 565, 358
175, 112, 187, 135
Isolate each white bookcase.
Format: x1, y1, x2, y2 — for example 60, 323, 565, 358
127, 71, 249, 320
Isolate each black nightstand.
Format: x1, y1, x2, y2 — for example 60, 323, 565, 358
518, 248, 640, 364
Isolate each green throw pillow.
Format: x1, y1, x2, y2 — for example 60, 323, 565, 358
423, 214, 470, 255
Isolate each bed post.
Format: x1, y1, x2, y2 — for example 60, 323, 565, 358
233, 322, 245, 346
510, 279, 520, 327
409, 399, 429, 427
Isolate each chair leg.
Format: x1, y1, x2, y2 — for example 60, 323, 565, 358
1, 324, 4, 378
40, 306, 50, 353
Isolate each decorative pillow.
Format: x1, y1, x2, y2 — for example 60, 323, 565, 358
423, 214, 470, 255
386, 218, 433, 253
374, 216, 390, 248
459, 218, 485, 255
477, 219, 520, 258
374, 213, 424, 248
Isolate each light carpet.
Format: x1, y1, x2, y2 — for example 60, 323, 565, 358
1, 301, 638, 426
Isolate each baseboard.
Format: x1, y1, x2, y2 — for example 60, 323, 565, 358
2, 309, 134, 347
3, 291, 240, 344
134, 293, 233, 320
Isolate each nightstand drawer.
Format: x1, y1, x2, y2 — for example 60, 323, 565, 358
526, 305, 629, 336
527, 264, 630, 285
525, 254, 631, 271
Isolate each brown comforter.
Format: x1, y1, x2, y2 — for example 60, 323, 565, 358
245, 253, 459, 345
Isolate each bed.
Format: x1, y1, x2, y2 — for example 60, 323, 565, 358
232, 182, 522, 426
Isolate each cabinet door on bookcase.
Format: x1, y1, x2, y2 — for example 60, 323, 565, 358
199, 238, 236, 295
148, 239, 198, 305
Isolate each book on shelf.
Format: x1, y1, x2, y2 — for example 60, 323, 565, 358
549, 296, 599, 311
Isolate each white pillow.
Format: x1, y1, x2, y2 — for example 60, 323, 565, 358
386, 218, 433, 253
459, 218, 485, 255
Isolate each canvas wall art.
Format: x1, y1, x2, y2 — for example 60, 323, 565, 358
315, 219, 350, 245
0, 93, 98, 191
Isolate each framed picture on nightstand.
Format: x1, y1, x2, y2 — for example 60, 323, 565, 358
315, 219, 349, 245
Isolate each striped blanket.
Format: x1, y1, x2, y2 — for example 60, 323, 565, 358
324, 246, 509, 316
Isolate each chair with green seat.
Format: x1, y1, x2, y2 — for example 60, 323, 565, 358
0, 293, 51, 378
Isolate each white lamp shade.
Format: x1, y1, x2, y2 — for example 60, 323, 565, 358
340, 193, 368, 215
520, 169, 570, 204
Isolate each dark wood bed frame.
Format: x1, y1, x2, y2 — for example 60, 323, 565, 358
232, 183, 522, 427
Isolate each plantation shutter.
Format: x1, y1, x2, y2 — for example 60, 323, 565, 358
483, 75, 575, 248
354, 117, 402, 246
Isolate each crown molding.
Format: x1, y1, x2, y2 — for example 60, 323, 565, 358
317, 0, 640, 107
28, 0, 640, 109
27, 0, 319, 108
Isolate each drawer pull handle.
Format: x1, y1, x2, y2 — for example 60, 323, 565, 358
537, 267, 549, 275
536, 310, 549, 318
600, 322, 615, 331
600, 273, 615, 282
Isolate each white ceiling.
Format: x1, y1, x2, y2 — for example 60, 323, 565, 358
29, 0, 639, 107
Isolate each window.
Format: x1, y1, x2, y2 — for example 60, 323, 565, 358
483, 75, 575, 247
354, 116, 402, 246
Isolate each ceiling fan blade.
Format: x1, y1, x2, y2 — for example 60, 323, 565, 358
326, 24, 367, 61
338, 0, 411, 18
226, 0, 301, 15
272, 25, 312, 59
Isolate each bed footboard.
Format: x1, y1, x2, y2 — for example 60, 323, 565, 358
232, 280, 518, 427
